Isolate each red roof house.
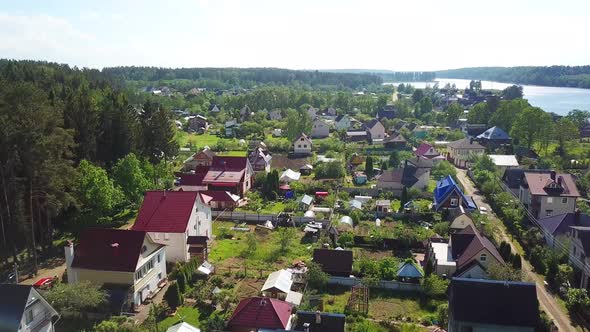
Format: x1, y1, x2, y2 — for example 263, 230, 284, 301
228, 297, 293, 331
202, 156, 254, 196
414, 143, 440, 159
131, 191, 212, 262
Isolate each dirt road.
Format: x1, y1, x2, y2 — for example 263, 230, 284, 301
455, 168, 577, 332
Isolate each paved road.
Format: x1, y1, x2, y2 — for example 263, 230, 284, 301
455, 168, 577, 332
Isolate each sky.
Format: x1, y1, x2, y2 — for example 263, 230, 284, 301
1, 0, 589, 71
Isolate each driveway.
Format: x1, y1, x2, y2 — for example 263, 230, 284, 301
455, 168, 577, 332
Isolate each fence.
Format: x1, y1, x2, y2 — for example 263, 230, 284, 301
211, 210, 329, 225
341, 187, 381, 197
328, 276, 422, 292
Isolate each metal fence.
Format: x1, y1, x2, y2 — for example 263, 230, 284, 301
211, 210, 329, 225
328, 276, 422, 292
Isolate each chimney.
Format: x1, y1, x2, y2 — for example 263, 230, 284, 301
575, 209, 581, 225
550, 171, 556, 181
64, 241, 77, 284
315, 311, 322, 324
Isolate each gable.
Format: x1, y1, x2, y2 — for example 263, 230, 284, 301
451, 214, 474, 230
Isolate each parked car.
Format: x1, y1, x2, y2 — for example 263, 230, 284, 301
479, 206, 488, 215
33, 277, 56, 289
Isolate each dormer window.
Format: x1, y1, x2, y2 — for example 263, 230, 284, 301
480, 253, 487, 262
141, 245, 147, 254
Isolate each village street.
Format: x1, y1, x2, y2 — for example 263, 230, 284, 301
455, 168, 578, 332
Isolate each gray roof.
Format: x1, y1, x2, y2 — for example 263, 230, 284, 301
447, 138, 484, 150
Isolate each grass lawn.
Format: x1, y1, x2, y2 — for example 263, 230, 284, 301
368, 290, 443, 321
209, 221, 314, 270
176, 132, 224, 150
321, 286, 350, 313
237, 201, 289, 214
217, 150, 247, 157
156, 305, 203, 330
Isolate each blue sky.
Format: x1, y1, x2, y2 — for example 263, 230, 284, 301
1, 0, 589, 70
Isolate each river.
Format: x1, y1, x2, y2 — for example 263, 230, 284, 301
391, 78, 590, 116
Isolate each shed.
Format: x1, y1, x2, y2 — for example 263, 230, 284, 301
261, 269, 293, 300
300, 194, 314, 208
300, 164, 314, 176
280, 169, 301, 182
339, 216, 354, 228
396, 261, 424, 282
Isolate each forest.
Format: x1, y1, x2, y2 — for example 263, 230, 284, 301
321, 69, 436, 82
436, 66, 590, 89
0, 60, 179, 271
102, 66, 383, 90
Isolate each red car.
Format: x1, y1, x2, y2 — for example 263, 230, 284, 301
33, 277, 55, 289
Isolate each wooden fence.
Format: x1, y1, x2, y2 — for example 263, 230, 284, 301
211, 210, 329, 225
328, 276, 422, 292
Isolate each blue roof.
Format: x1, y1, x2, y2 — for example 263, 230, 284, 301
433, 175, 476, 211
476, 126, 511, 140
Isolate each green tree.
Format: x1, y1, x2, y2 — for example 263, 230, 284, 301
164, 282, 183, 309
422, 275, 449, 298
337, 231, 355, 248
445, 102, 463, 126
566, 288, 590, 312
284, 109, 312, 141
489, 99, 528, 133
566, 109, 590, 129
307, 261, 329, 290
112, 153, 151, 205
487, 262, 524, 281
389, 150, 400, 168
510, 106, 553, 149
365, 156, 374, 178
76, 160, 124, 219
437, 303, 449, 328
553, 117, 579, 155
277, 227, 295, 253
433, 222, 450, 237
467, 102, 490, 124
244, 232, 257, 256
431, 160, 456, 180
177, 271, 187, 294
411, 89, 424, 103
44, 281, 107, 314
501, 85, 524, 100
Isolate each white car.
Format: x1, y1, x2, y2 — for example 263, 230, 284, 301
479, 206, 488, 215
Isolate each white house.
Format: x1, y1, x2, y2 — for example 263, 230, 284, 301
293, 133, 312, 156
311, 118, 330, 138
0, 284, 60, 332
365, 119, 386, 141
131, 191, 212, 262
64, 229, 167, 310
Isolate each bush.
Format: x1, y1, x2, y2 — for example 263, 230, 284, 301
566, 288, 590, 312
436, 303, 448, 327
422, 275, 449, 298
307, 261, 329, 290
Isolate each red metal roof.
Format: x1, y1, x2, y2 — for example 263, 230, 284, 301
199, 190, 237, 203
131, 191, 198, 233
179, 172, 207, 186
415, 143, 436, 157
228, 297, 292, 330
71, 229, 147, 272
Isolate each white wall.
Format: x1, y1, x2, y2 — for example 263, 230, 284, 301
293, 137, 312, 155
150, 232, 188, 262
20, 289, 58, 332
133, 246, 167, 306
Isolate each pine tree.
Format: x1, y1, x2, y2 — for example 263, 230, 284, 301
365, 156, 374, 178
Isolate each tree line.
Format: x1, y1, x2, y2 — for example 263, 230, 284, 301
102, 66, 383, 89
436, 66, 590, 89
0, 60, 179, 271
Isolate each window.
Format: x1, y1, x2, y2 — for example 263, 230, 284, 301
450, 198, 458, 207
480, 253, 487, 262
298, 144, 301, 148
141, 245, 147, 254
546, 210, 553, 216
303, 145, 307, 148
547, 197, 553, 204
164, 233, 170, 240
25, 309, 34, 324
300, 138, 304, 141
157, 254, 161, 263
562, 197, 568, 204
158, 272, 162, 280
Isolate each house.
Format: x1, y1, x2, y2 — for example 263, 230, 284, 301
463, 123, 487, 137
175, 172, 208, 192
248, 147, 272, 173
539, 211, 590, 248
334, 114, 352, 131
450, 211, 476, 233
199, 190, 240, 211
502, 168, 549, 196
323, 107, 337, 116
426, 225, 504, 278
187, 115, 208, 133
365, 119, 386, 142
311, 118, 330, 138
568, 226, 590, 289
377, 105, 396, 120
476, 126, 511, 148
299, 164, 313, 176
433, 175, 477, 212
209, 104, 221, 113
448, 278, 539, 332
446, 138, 485, 168
293, 133, 312, 156
183, 147, 216, 171
406, 156, 434, 172
488, 154, 519, 171
345, 130, 368, 142
313, 249, 353, 277
64, 229, 167, 310
166, 322, 201, 332
227, 297, 293, 332
383, 134, 407, 149
261, 269, 293, 300
376, 160, 430, 195
202, 156, 254, 196
376, 200, 391, 213
307, 106, 318, 119
239, 105, 252, 122
518, 171, 580, 219
294, 311, 346, 332
225, 119, 240, 137
0, 284, 60, 332
414, 143, 440, 159
269, 109, 283, 121
131, 191, 212, 262
353, 172, 367, 185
